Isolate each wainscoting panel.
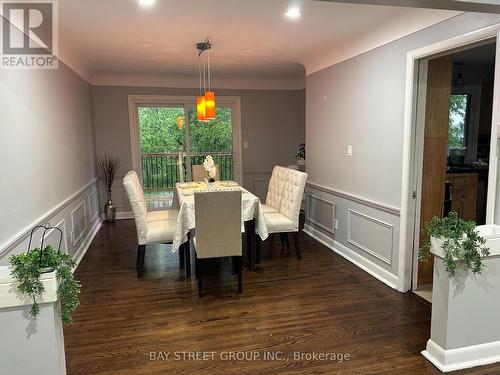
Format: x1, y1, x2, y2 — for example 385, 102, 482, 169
0, 179, 101, 266
306, 194, 335, 234
89, 188, 99, 223
303, 182, 401, 289
347, 209, 393, 265
71, 201, 87, 246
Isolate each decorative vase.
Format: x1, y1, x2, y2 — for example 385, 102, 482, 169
104, 191, 116, 222
207, 178, 216, 191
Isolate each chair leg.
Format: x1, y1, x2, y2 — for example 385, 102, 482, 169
137, 245, 146, 278
136, 245, 140, 265
284, 233, 290, 250
184, 241, 191, 279
292, 232, 301, 260
179, 246, 185, 269
198, 259, 203, 298
195, 252, 200, 279
280, 233, 286, 248
256, 235, 261, 264
237, 256, 243, 294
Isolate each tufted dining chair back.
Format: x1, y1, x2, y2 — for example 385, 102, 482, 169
265, 166, 288, 210
265, 166, 307, 229
123, 170, 148, 244
279, 168, 308, 231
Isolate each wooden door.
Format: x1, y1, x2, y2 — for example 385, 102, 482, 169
418, 55, 453, 287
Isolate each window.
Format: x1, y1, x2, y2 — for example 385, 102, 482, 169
448, 94, 471, 150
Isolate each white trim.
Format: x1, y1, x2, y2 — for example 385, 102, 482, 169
347, 209, 394, 266
91, 73, 305, 90
73, 218, 102, 270
88, 188, 99, 224
307, 181, 400, 216
101, 211, 134, 220
0, 178, 98, 257
127, 94, 243, 185
303, 224, 399, 289
399, 23, 500, 293
116, 211, 134, 220
422, 339, 500, 372
306, 194, 335, 234
70, 201, 88, 246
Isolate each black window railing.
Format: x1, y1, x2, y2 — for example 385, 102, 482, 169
141, 152, 233, 192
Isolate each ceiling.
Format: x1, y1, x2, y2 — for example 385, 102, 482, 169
58, 0, 459, 87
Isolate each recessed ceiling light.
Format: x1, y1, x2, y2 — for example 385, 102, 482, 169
138, 0, 155, 8
285, 7, 301, 19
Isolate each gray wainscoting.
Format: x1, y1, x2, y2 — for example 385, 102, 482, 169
303, 182, 400, 289
0, 179, 102, 266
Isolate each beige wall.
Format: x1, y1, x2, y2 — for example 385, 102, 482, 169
0, 63, 98, 261
91, 86, 305, 209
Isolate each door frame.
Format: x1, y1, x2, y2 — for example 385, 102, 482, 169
127, 94, 243, 184
399, 24, 500, 292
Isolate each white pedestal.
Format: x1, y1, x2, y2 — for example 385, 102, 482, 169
0, 266, 67, 374
422, 242, 500, 372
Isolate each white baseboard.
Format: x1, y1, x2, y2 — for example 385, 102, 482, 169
422, 339, 500, 372
303, 224, 399, 290
73, 218, 102, 270
101, 211, 134, 221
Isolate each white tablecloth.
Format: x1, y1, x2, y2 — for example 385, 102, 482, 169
171, 182, 269, 252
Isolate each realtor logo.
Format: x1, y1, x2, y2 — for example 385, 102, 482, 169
1, 0, 58, 69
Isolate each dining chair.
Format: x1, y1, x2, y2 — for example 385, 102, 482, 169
123, 170, 180, 277
192, 164, 220, 182
257, 166, 308, 262
193, 190, 242, 297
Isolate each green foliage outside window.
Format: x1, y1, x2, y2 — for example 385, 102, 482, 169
138, 106, 232, 153
448, 94, 469, 149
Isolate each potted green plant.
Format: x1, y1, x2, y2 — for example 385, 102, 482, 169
296, 143, 305, 166
9, 245, 81, 324
419, 212, 490, 277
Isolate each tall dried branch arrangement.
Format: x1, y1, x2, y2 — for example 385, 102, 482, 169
97, 154, 120, 192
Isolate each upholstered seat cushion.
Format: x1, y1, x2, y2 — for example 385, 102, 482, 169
263, 212, 296, 233
145, 219, 176, 244
147, 210, 179, 222
261, 204, 279, 214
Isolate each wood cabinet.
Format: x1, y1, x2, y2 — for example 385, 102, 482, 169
447, 172, 478, 221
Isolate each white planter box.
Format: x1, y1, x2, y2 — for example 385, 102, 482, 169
422, 229, 500, 372
0, 266, 66, 374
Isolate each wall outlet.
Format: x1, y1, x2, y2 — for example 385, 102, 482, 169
334, 219, 339, 230
243, 142, 248, 149
347, 145, 353, 157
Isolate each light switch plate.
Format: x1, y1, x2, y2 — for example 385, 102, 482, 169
243, 142, 248, 149
347, 145, 353, 157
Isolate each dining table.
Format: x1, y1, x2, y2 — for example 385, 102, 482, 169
172, 181, 269, 276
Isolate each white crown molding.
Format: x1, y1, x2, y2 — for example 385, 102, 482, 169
90, 72, 306, 90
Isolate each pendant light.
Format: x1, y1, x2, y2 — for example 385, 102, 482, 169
196, 40, 216, 122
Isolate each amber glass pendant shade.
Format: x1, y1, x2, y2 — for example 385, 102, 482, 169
196, 96, 206, 121
205, 91, 216, 120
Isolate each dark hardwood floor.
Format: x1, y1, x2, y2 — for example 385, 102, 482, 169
64, 220, 500, 374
